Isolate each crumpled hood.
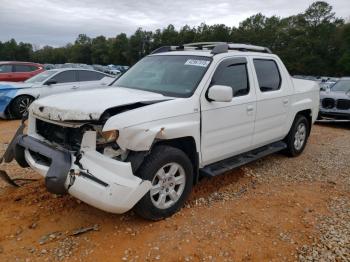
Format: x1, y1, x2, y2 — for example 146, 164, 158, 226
0, 82, 33, 91
31, 87, 173, 121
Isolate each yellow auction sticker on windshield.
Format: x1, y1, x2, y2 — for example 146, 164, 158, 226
184, 59, 210, 67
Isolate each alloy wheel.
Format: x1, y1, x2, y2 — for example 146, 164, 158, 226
150, 162, 186, 209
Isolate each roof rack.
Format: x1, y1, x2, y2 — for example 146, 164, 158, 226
183, 42, 226, 47
150, 42, 272, 55
227, 43, 272, 54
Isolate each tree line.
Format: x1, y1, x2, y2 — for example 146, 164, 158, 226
0, 1, 349, 76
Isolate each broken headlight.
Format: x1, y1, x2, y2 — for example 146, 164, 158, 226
98, 130, 124, 159
98, 130, 119, 144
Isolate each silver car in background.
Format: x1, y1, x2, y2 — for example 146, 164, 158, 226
319, 77, 350, 120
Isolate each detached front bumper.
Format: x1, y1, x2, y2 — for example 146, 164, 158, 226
14, 134, 152, 214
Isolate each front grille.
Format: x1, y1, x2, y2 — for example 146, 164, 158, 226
36, 119, 85, 151
322, 98, 335, 109
336, 99, 350, 110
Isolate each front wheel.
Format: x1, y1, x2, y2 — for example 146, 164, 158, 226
134, 145, 193, 220
10, 95, 34, 119
285, 115, 310, 157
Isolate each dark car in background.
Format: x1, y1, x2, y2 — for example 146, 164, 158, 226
319, 77, 350, 120
0, 61, 44, 82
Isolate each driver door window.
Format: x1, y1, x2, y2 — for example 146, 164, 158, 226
211, 63, 249, 97
42, 71, 78, 96
50, 71, 77, 84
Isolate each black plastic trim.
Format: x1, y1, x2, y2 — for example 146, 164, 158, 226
15, 135, 72, 194
319, 112, 350, 120
200, 141, 287, 177
79, 171, 108, 187
211, 44, 228, 55
151, 46, 172, 54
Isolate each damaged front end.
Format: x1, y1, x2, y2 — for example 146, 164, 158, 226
5, 114, 152, 214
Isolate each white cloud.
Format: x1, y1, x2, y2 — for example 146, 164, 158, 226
0, 0, 349, 46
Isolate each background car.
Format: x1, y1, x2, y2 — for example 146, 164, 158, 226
0, 68, 115, 119
319, 80, 337, 91
43, 64, 55, 70
0, 61, 44, 82
319, 77, 350, 120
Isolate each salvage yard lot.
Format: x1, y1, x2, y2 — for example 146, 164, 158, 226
0, 120, 349, 261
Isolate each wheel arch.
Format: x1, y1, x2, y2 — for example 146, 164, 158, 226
284, 109, 312, 157
285, 108, 312, 142
153, 137, 200, 185
295, 109, 312, 136
7, 94, 36, 118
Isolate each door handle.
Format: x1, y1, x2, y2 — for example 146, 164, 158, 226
247, 106, 254, 112
72, 86, 79, 89
283, 99, 289, 105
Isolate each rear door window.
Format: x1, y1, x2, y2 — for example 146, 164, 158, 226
0, 64, 13, 73
14, 65, 34, 72
77, 70, 106, 81
253, 59, 281, 92
49, 71, 77, 84
30, 65, 40, 71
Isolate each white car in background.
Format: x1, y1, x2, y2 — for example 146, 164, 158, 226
0, 68, 115, 119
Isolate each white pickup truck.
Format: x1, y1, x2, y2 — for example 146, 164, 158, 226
4, 43, 319, 220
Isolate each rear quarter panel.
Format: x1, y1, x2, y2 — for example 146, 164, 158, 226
289, 78, 320, 126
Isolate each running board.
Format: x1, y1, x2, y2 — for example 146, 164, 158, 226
200, 141, 287, 177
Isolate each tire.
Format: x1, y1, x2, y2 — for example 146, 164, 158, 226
14, 145, 29, 168
285, 115, 310, 157
10, 96, 34, 119
134, 145, 193, 220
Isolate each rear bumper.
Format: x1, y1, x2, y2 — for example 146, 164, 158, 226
15, 134, 152, 214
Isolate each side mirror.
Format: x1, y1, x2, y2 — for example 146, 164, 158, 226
207, 85, 233, 102
45, 80, 57, 86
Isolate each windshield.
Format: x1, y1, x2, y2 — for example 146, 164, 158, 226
25, 70, 58, 83
331, 80, 350, 92
113, 55, 212, 97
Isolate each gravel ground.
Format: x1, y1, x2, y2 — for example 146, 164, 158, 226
0, 120, 349, 261
298, 197, 350, 261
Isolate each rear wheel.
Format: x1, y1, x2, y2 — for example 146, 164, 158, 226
10, 96, 34, 119
134, 145, 193, 220
285, 115, 310, 157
